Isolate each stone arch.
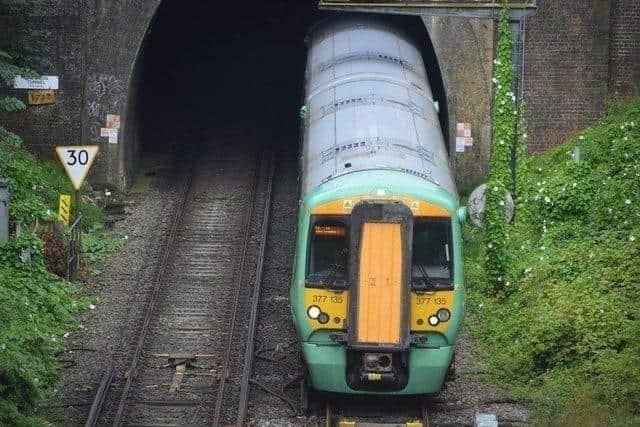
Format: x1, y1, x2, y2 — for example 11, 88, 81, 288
81, 1, 162, 188
82, 3, 491, 190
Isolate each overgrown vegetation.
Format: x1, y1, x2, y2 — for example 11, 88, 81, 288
466, 98, 640, 424
484, 3, 522, 295
1, 5, 119, 423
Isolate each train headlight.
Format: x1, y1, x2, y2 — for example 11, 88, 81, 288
428, 315, 439, 326
437, 308, 451, 322
307, 305, 321, 319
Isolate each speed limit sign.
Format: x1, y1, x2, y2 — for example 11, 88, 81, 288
55, 146, 99, 190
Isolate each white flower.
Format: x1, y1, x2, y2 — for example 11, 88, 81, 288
524, 267, 532, 274
630, 235, 636, 242
579, 135, 585, 140
124, 235, 129, 240
499, 200, 505, 206
487, 243, 493, 249
493, 186, 499, 192
572, 182, 577, 188
479, 303, 484, 309
625, 199, 632, 205
544, 196, 551, 203
523, 133, 528, 139
493, 59, 501, 65
89, 304, 96, 310
492, 77, 498, 84
540, 246, 546, 250
63, 332, 70, 338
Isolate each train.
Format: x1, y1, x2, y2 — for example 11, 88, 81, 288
290, 17, 466, 400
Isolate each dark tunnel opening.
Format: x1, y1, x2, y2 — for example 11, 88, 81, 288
125, 3, 449, 181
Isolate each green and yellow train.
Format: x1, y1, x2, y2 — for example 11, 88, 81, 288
290, 17, 467, 398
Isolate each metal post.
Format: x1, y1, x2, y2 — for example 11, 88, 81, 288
0, 179, 10, 241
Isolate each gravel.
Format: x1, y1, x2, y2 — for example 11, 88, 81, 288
41, 162, 181, 426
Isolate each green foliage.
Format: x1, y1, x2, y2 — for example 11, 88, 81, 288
484, 2, 519, 295
0, 236, 86, 426
465, 98, 640, 423
0, 137, 70, 225
82, 230, 124, 263
0, 4, 118, 424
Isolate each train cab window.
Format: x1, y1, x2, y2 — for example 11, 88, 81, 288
411, 219, 453, 291
306, 219, 349, 289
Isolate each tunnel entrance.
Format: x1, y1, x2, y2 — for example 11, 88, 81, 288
124, 2, 448, 182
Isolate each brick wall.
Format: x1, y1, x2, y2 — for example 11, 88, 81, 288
0, 0, 84, 159
608, 0, 640, 99
523, 0, 612, 152
1, 1, 638, 186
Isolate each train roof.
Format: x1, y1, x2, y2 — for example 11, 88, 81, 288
300, 17, 457, 198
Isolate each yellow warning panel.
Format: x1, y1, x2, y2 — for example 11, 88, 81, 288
410, 290, 455, 333
357, 222, 402, 345
58, 194, 71, 227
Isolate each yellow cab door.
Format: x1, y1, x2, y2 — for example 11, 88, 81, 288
356, 222, 403, 345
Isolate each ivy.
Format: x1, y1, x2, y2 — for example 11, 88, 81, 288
484, 1, 520, 296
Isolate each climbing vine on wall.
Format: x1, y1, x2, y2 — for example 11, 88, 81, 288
485, 2, 519, 296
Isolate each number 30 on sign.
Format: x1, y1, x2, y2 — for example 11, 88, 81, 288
55, 146, 99, 190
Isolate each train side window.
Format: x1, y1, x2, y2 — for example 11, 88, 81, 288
412, 219, 452, 289
306, 219, 349, 288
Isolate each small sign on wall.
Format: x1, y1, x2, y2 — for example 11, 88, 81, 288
27, 90, 56, 105
455, 123, 473, 153
100, 128, 118, 144
14, 75, 59, 90
106, 114, 121, 130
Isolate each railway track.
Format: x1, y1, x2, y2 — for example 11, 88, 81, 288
324, 397, 433, 427
86, 145, 275, 426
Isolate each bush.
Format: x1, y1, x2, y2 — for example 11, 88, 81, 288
465, 98, 640, 423
0, 237, 86, 425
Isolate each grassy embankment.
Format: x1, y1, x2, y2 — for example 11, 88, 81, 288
0, 137, 121, 425
464, 98, 640, 425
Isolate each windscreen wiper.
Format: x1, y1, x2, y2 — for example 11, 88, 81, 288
412, 263, 438, 291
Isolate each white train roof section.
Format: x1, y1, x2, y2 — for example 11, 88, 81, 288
301, 18, 457, 197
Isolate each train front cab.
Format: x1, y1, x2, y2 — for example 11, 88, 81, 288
292, 173, 466, 396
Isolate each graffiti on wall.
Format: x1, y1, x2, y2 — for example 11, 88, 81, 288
85, 73, 125, 142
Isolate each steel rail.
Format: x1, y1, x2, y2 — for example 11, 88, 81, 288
421, 400, 432, 427
84, 363, 113, 427
112, 165, 195, 426
212, 153, 263, 425
236, 155, 275, 425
